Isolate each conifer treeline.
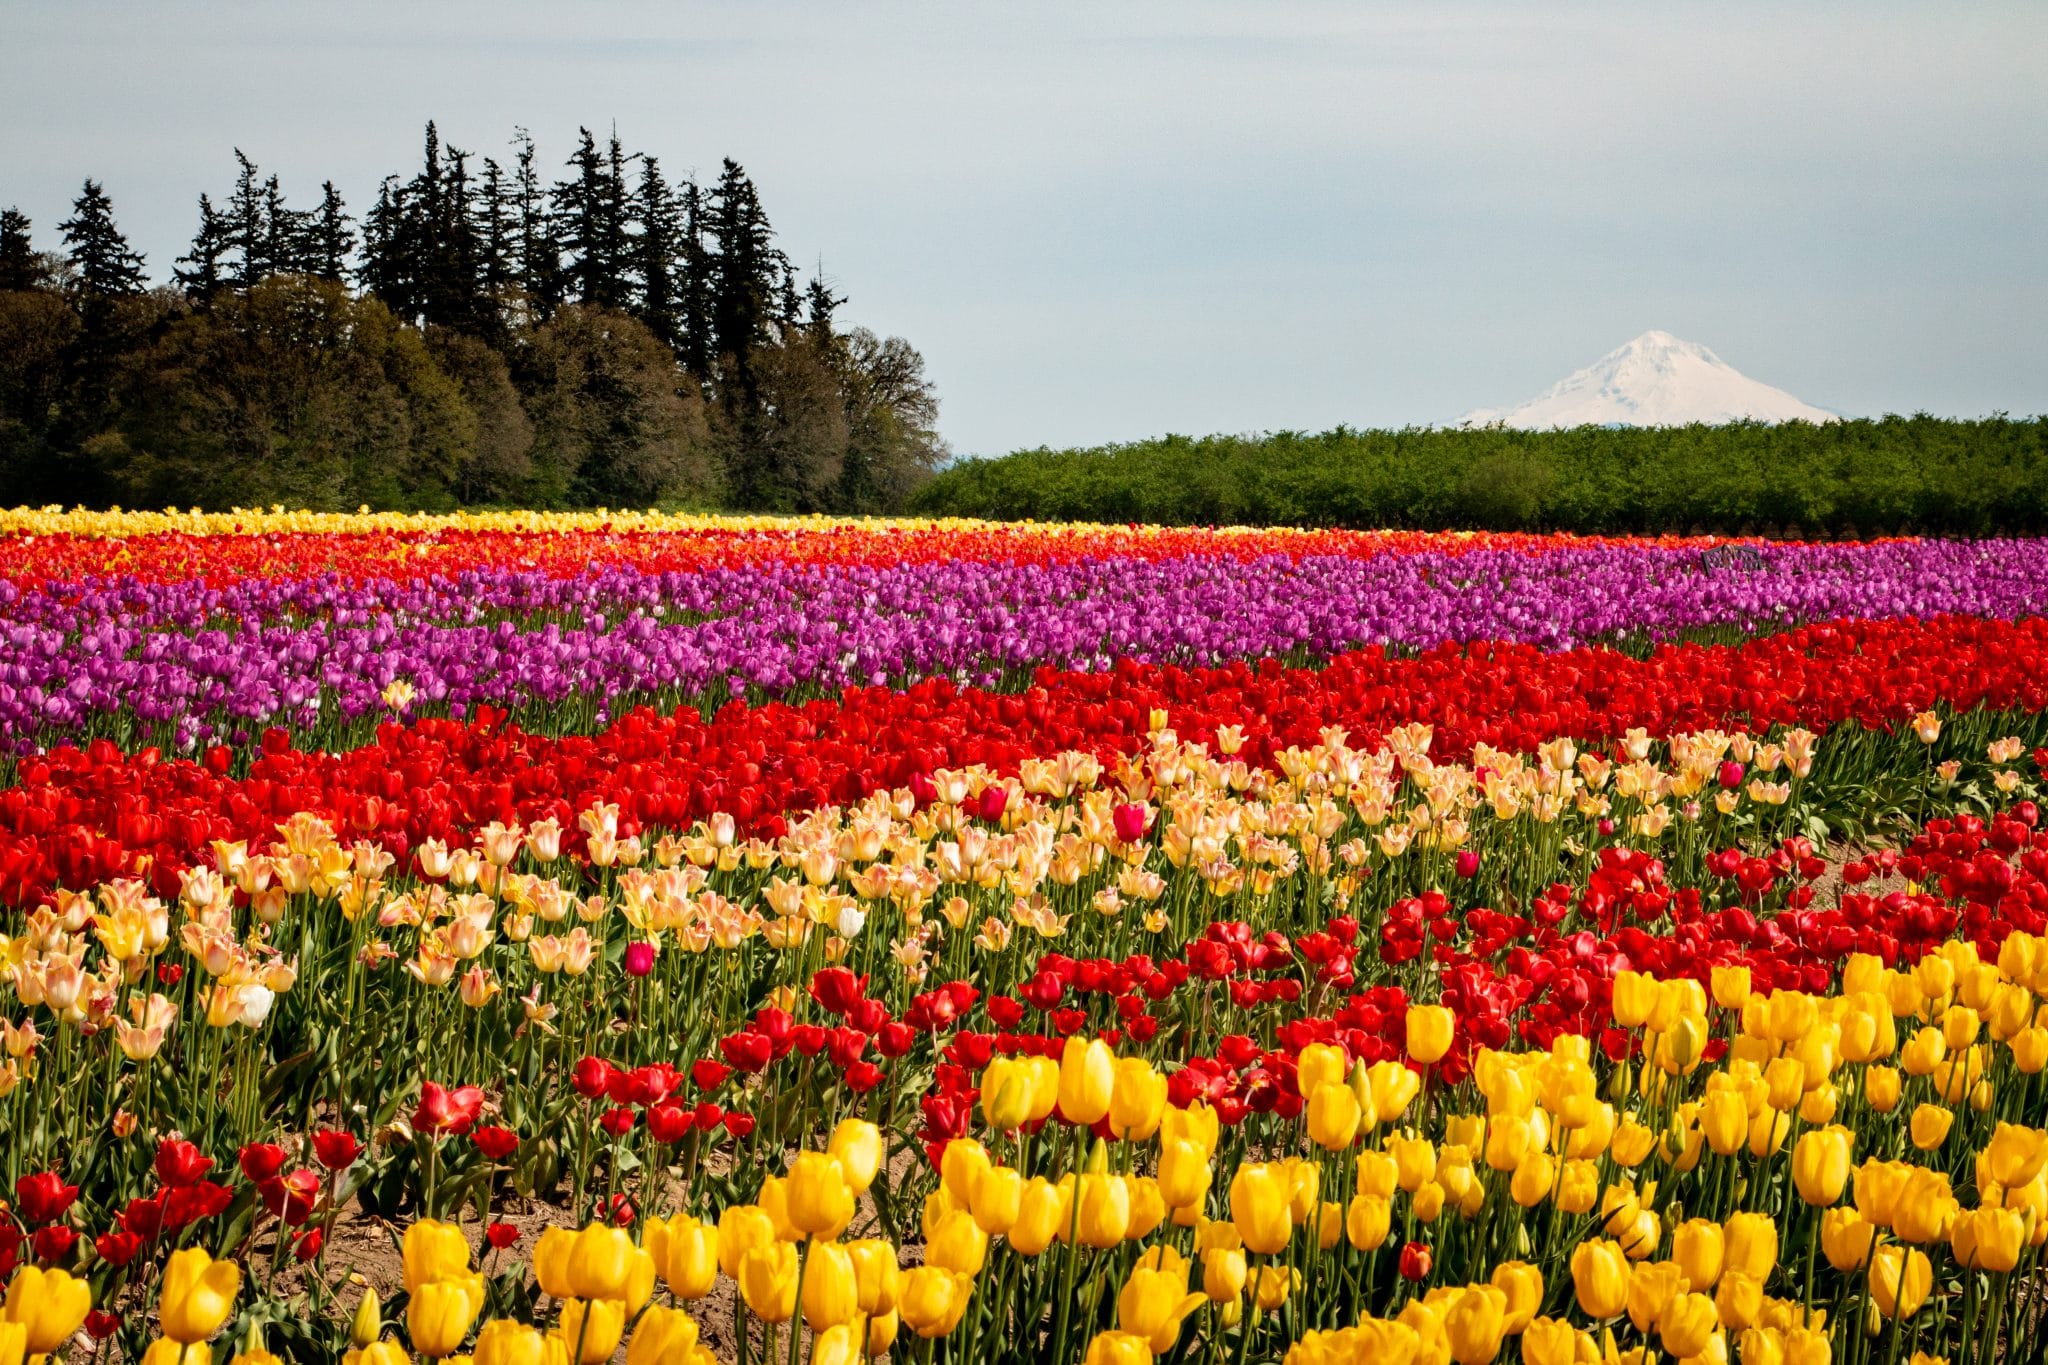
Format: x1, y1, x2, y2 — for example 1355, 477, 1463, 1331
0, 125, 944, 511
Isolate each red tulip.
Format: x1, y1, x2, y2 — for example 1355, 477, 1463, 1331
14, 1172, 79, 1226
154, 1138, 214, 1188
1399, 1241, 1433, 1281
470, 1125, 520, 1161
311, 1130, 362, 1171
238, 1142, 289, 1184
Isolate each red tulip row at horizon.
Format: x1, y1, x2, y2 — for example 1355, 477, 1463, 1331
3, 613, 2046, 907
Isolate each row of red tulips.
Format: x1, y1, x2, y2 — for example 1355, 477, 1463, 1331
5, 615, 2048, 906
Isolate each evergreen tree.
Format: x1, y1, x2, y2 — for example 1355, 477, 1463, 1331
805, 268, 844, 337
0, 209, 42, 291
676, 178, 714, 379
512, 129, 563, 315
706, 159, 781, 371
58, 180, 146, 298
306, 182, 355, 282
174, 194, 234, 303
430, 144, 489, 334
358, 176, 409, 306
553, 128, 630, 310
630, 155, 686, 349
225, 151, 270, 288
263, 173, 314, 275
705, 159, 787, 503
478, 158, 516, 301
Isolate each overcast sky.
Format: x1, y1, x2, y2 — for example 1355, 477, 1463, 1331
5, 1, 2043, 455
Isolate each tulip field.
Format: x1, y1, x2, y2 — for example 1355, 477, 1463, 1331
11, 511, 2048, 1365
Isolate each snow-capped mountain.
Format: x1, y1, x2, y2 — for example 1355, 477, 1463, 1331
1460, 331, 1837, 429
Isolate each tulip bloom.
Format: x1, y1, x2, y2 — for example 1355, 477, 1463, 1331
1406, 1005, 1455, 1065
1058, 1036, 1115, 1126
1791, 1126, 1852, 1205
1571, 1240, 1629, 1320
158, 1249, 243, 1343
2, 1267, 93, 1354
1229, 1163, 1294, 1255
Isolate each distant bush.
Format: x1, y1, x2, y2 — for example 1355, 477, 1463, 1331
909, 416, 2048, 536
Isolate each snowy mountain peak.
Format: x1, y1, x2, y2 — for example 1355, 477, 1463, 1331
1460, 331, 1837, 430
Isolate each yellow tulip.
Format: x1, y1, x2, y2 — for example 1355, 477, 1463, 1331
1008, 1177, 1069, 1257
1671, 1218, 1724, 1289
1868, 1246, 1932, 1320
402, 1220, 473, 1292
1201, 1247, 1247, 1304
1658, 1292, 1717, 1359
1509, 1151, 1556, 1208
625, 1308, 696, 1365
1, 1266, 91, 1354
898, 1267, 973, 1339
352, 1288, 384, 1350
1555, 1159, 1599, 1215
555, 1299, 625, 1365
939, 1139, 992, 1209
1346, 1194, 1392, 1251
1355, 1150, 1398, 1200
1710, 966, 1752, 1011
827, 1120, 883, 1194
786, 1152, 855, 1239
1571, 1240, 1629, 1320
1297, 1042, 1349, 1094
1521, 1317, 1591, 1365
557, 1226, 638, 1302
2011, 1027, 2048, 1074
1984, 1122, 2048, 1186
646, 1214, 720, 1300
142, 1343, 215, 1365
1723, 1212, 1778, 1282
1157, 1139, 1212, 1209
1490, 1261, 1543, 1334
407, 1279, 483, 1359
1625, 1260, 1686, 1335
1406, 1006, 1455, 1065
926, 1210, 989, 1276
739, 1243, 799, 1323
1443, 1285, 1507, 1365
865, 1310, 900, 1357
1791, 1126, 1852, 1205
1865, 1065, 1902, 1112
1951, 1206, 2025, 1273
1388, 1135, 1436, 1192
717, 1205, 777, 1279
801, 1242, 860, 1332
1910, 1104, 1955, 1151
159, 1248, 244, 1343
1700, 1090, 1747, 1157
846, 1239, 901, 1316
969, 1163, 1024, 1236
1058, 1036, 1116, 1125
1306, 1082, 1361, 1151
1110, 1058, 1168, 1139
807, 1322, 862, 1365
1074, 1172, 1132, 1249
1891, 1166, 1958, 1243
1252, 1265, 1295, 1312
1821, 1208, 1877, 1272
473, 1321, 557, 1365
1229, 1163, 1293, 1255
1612, 972, 1656, 1028
1116, 1267, 1205, 1352
1716, 1269, 1763, 1331
1080, 1330, 1154, 1365
979, 1058, 1034, 1131
1368, 1061, 1422, 1120
1128, 1176, 1168, 1241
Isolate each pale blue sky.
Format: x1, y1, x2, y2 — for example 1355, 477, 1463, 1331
4, 1, 2043, 454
